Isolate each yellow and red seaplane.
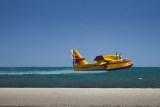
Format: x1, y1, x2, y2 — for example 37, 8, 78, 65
70, 49, 134, 71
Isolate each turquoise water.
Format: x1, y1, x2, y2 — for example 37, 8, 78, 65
0, 67, 160, 88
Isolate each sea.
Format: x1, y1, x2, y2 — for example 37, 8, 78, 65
0, 67, 159, 88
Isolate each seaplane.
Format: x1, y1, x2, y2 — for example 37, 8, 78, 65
70, 49, 134, 71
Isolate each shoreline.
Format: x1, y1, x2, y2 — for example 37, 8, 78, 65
0, 88, 160, 107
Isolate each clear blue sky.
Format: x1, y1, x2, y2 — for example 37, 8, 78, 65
0, 0, 160, 67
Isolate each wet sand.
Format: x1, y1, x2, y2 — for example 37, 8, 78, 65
0, 88, 160, 107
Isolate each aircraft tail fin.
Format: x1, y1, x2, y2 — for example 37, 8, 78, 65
70, 49, 88, 66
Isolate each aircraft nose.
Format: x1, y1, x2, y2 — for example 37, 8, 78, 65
128, 61, 134, 66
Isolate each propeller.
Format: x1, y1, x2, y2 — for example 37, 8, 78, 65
116, 51, 118, 56
119, 52, 122, 58
69, 49, 75, 68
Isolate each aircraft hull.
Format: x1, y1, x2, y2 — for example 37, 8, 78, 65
74, 61, 133, 71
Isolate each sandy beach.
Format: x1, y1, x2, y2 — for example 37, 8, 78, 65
0, 88, 159, 107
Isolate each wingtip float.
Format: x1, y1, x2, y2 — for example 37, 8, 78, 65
70, 49, 134, 71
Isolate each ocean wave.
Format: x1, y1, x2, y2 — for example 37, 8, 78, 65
0, 70, 106, 75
